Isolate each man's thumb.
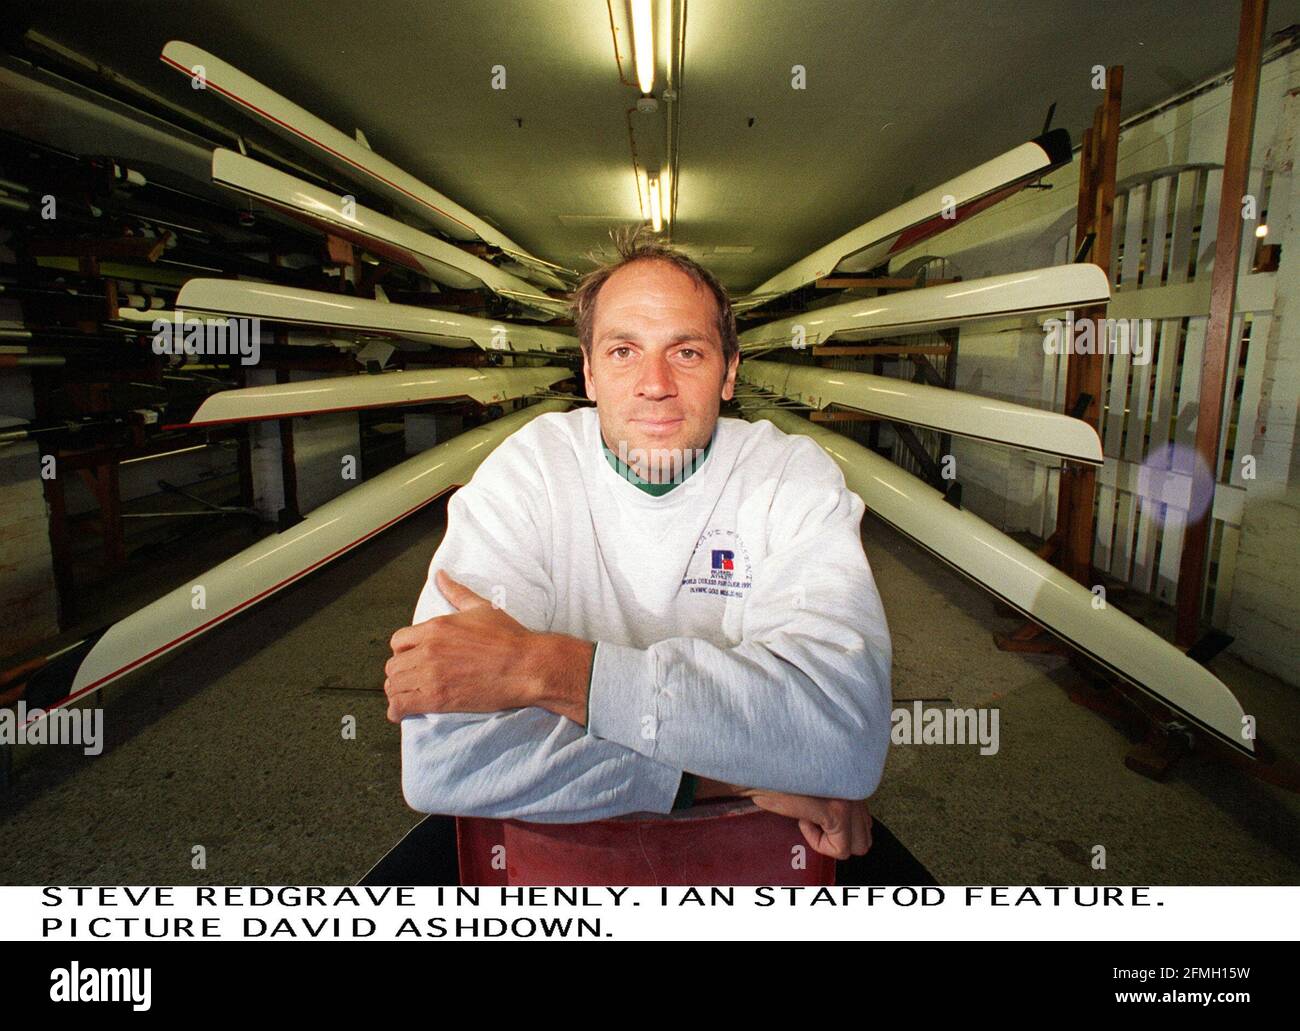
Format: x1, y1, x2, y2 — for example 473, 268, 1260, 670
436, 568, 489, 611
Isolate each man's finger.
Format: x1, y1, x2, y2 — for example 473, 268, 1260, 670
796, 817, 840, 861
436, 568, 490, 611
805, 824, 845, 861
383, 672, 426, 701
387, 687, 424, 721
384, 664, 435, 701
850, 808, 871, 856
824, 823, 851, 861
390, 620, 437, 653
384, 648, 428, 690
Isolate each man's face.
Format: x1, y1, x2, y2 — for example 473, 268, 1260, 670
582, 259, 739, 481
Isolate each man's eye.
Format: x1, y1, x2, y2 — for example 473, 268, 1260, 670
612, 346, 632, 359
678, 349, 700, 360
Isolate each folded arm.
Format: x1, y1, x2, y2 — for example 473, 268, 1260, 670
396, 444, 689, 822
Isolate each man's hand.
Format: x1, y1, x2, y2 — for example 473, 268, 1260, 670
695, 777, 873, 860
384, 569, 593, 724
748, 790, 872, 861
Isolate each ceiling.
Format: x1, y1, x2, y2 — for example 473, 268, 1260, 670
10, 0, 1300, 291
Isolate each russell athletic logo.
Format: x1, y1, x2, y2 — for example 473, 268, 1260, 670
50, 962, 151, 1011
683, 529, 752, 600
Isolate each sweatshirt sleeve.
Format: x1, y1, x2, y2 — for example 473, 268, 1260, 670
585, 436, 893, 800
399, 434, 686, 823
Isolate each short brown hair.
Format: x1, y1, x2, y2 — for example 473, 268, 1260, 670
569, 224, 739, 370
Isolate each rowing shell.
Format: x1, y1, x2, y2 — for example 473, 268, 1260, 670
182, 365, 572, 427
160, 40, 571, 290
747, 407, 1252, 755
739, 359, 1103, 464
739, 264, 1110, 350
174, 279, 578, 354
742, 129, 1072, 306
22, 400, 572, 717
210, 149, 568, 318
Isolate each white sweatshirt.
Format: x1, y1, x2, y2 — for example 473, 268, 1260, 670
401, 403, 892, 822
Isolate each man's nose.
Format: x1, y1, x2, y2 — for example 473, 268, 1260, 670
635, 351, 677, 399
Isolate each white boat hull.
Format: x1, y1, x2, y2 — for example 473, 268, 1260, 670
748, 407, 1252, 755
182, 366, 572, 426
160, 40, 569, 290
740, 264, 1110, 349
739, 359, 1103, 464
211, 149, 567, 316
745, 129, 1072, 303
30, 400, 571, 714
174, 279, 578, 354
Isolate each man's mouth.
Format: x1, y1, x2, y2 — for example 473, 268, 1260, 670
634, 418, 684, 435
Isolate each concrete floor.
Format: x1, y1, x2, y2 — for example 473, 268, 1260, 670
2, 500, 1298, 885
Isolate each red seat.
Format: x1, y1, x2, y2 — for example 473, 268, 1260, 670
456, 799, 837, 886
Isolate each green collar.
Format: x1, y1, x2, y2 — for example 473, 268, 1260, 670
602, 428, 715, 496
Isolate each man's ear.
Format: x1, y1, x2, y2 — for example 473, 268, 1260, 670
581, 349, 597, 402
720, 350, 740, 401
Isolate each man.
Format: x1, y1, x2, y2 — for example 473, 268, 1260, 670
366, 228, 928, 885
